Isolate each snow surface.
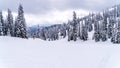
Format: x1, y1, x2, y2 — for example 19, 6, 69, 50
0, 36, 120, 68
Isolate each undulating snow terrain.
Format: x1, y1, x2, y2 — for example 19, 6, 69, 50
0, 36, 120, 68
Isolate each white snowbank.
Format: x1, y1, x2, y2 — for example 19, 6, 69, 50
0, 36, 120, 68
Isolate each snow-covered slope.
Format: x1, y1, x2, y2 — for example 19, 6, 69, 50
0, 36, 120, 68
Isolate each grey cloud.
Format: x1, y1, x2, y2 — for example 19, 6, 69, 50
0, 0, 52, 14
67, 0, 120, 11
0, 0, 120, 14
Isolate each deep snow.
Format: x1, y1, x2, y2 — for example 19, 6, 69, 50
0, 36, 120, 68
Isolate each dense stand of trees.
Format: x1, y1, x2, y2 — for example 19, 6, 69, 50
1, 4, 120, 44
0, 4, 28, 39
35, 4, 120, 44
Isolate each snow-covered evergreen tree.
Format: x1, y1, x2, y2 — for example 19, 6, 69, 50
111, 18, 120, 43
0, 11, 4, 36
116, 18, 120, 43
68, 11, 78, 41
77, 18, 81, 39
81, 21, 88, 41
108, 18, 115, 38
7, 9, 14, 36
87, 18, 93, 32
93, 20, 101, 42
14, 4, 28, 38
100, 12, 108, 41
84, 14, 93, 32
39, 28, 46, 40
60, 23, 66, 38
14, 18, 19, 37
4, 19, 8, 36
68, 21, 74, 41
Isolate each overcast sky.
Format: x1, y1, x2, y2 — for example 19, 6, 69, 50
0, 0, 120, 26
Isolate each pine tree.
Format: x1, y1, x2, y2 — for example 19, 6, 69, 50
81, 21, 88, 41
111, 22, 117, 43
93, 20, 101, 42
60, 23, 66, 38
0, 11, 4, 36
7, 9, 14, 36
77, 18, 81, 39
87, 18, 93, 32
100, 12, 108, 41
116, 18, 120, 43
67, 21, 73, 41
111, 18, 120, 43
38, 27, 46, 40
4, 19, 8, 36
15, 4, 28, 38
108, 18, 115, 38
67, 11, 78, 41
94, 14, 102, 31
14, 18, 19, 37
73, 11, 78, 41
84, 14, 93, 32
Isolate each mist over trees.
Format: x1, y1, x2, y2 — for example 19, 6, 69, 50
1, 4, 120, 44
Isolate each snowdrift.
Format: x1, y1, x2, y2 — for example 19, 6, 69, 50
0, 36, 120, 68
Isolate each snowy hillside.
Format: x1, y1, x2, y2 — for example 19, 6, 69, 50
0, 36, 120, 68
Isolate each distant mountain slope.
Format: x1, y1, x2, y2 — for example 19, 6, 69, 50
28, 24, 53, 34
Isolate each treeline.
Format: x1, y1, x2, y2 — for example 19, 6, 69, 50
1, 4, 120, 44
0, 4, 28, 38
33, 4, 120, 44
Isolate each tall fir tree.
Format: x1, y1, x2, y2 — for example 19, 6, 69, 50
67, 11, 78, 41
108, 18, 115, 38
116, 18, 120, 43
14, 18, 19, 37
93, 20, 101, 42
77, 18, 81, 39
101, 12, 108, 41
14, 4, 28, 38
7, 9, 14, 36
81, 21, 88, 41
111, 18, 120, 43
67, 21, 74, 41
4, 19, 8, 36
86, 18, 93, 32
39, 28, 46, 40
60, 23, 66, 38
0, 11, 4, 36
72, 11, 78, 41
